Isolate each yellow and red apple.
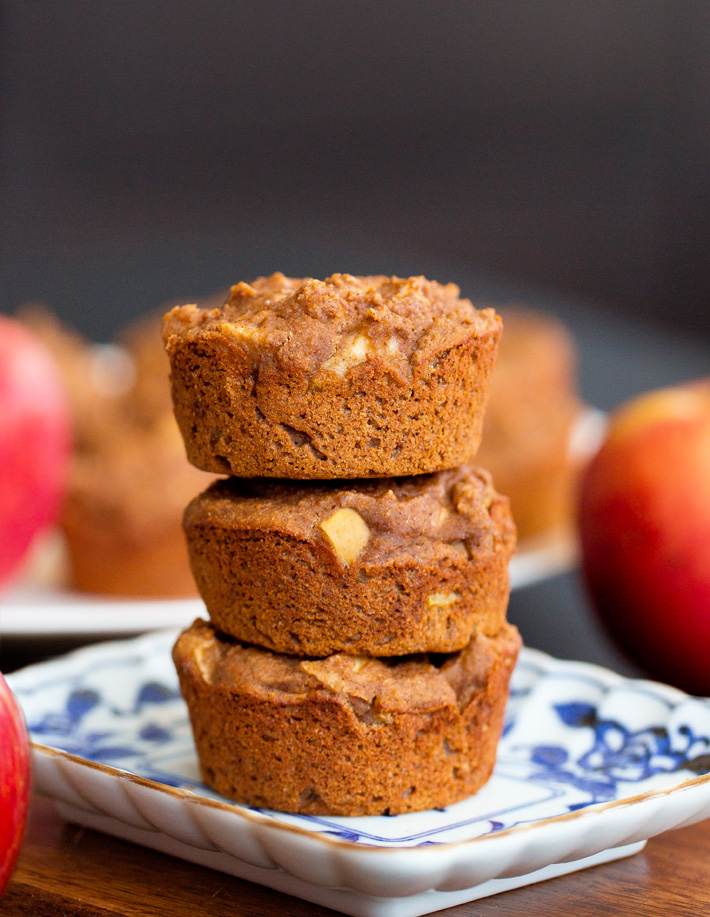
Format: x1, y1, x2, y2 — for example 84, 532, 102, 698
0, 314, 71, 588
578, 380, 710, 694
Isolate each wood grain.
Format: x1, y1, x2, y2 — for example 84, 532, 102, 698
4, 797, 710, 916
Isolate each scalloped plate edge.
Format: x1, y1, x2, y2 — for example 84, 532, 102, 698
49, 800, 647, 917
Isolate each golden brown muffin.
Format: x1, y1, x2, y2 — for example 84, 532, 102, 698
17, 303, 217, 597
62, 413, 213, 597
184, 465, 515, 656
173, 618, 521, 816
476, 307, 581, 539
163, 273, 502, 479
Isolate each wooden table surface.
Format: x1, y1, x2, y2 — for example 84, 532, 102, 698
4, 795, 710, 916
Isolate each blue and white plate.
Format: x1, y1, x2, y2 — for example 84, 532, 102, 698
10, 628, 710, 917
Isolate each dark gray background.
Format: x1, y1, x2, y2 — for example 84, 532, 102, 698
2, 2, 709, 676
3, 1, 710, 341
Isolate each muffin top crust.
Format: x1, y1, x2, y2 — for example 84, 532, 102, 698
163, 273, 500, 383
176, 617, 520, 715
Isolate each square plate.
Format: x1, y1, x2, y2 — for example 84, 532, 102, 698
10, 629, 710, 917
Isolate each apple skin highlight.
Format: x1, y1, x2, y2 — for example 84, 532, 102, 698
0, 673, 30, 897
578, 381, 710, 695
0, 315, 71, 588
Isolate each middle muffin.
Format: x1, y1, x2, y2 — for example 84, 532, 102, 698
184, 463, 516, 657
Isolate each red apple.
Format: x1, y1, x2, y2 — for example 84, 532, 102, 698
578, 380, 710, 694
0, 672, 30, 897
0, 315, 71, 587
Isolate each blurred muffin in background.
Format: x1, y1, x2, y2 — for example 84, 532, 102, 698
16, 305, 135, 451
476, 307, 582, 541
18, 298, 222, 597
62, 411, 211, 597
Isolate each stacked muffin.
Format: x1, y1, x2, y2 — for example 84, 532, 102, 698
164, 273, 521, 816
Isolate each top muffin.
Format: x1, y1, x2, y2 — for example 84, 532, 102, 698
163, 273, 501, 478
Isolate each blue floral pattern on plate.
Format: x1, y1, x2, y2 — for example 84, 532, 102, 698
10, 629, 710, 848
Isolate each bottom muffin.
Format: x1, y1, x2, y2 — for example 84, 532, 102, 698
173, 618, 521, 816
